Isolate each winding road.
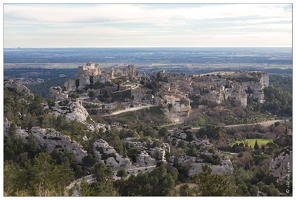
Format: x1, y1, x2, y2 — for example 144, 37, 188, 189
102, 104, 158, 116
168, 119, 288, 132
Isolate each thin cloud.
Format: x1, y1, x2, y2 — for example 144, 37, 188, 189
3, 3, 292, 47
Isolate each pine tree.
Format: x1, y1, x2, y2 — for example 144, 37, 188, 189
192, 164, 238, 196
254, 140, 259, 150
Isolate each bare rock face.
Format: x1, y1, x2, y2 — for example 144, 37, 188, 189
4, 79, 34, 98
64, 79, 76, 92
78, 75, 91, 90
136, 151, 157, 167
93, 73, 110, 84
52, 100, 90, 122
93, 139, 135, 171
269, 150, 292, 182
157, 71, 269, 111
50, 86, 68, 101
4, 118, 87, 163
188, 159, 233, 176
4, 118, 29, 138
30, 127, 87, 163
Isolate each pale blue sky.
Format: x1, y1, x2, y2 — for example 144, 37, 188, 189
3, 3, 292, 48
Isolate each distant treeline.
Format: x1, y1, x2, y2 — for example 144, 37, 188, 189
4, 68, 77, 81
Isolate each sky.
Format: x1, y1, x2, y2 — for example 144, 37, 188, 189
2, 2, 293, 48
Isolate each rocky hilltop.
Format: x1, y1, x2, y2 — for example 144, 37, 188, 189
48, 63, 270, 125
269, 150, 292, 182
151, 70, 269, 123
51, 99, 90, 122
168, 126, 234, 176
4, 79, 34, 98
4, 118, 87, 163
59, 63, 269, 124
64, 62, 139, 92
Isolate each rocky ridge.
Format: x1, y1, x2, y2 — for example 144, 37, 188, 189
4, 118, 87, 163
4, 79, 34, 98
269, 150, 292, 182
168, 126, 234, 176
51, 99, 90, 122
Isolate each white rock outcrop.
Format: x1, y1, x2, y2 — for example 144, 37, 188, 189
52, 100, 90, 122
188, 159, 233, 176
93, 139, 135, 171
30, 127, 87, 163
4, 79, 34, 98
269, 151, 292, 182
50, 86, 68, 101
137, 151, 157, 167
4, 118, 87, 163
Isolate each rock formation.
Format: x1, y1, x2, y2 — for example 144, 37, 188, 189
269, 150, 292, 182
111, 64, 139, 79
168, 126, 233, 176
136, 151, 157, 167
51, 99, 90, 122
4, 79, 34, 98
64, 63, 139, 92
154, 71, 269, 122
93, 139, 135, 171
50, 86, 68, 101
4, 118, 87, 163
188, 159, 233, 176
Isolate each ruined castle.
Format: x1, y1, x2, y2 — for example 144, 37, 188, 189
64, 62, 139, 92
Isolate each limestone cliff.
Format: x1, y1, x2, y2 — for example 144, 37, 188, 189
136, 151, 157, 167
155, 71, 269, 122
93, 139, 136, 171
269, 150, 292, 182
50, 86, 68, 101
4, 79, 34, 98
168, 127, 233, 176
4, 118, 87, 163
188, 160, 233, 176
51, 99, 90, 122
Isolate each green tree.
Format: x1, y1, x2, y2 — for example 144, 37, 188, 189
82, 155, 95, 167
27, 152, 74, 196
75, 79, 79, 88
254, 140, 259, 150
88, 91, 96, 100
27, 134, 40, 158
4, 160, 22, 196
8, 123, 17, 135
179, 184, 196, 196
92, 162, 113, 184
79, 180, 96, 196
117, 168, 128, 179
193, 164, 238, 196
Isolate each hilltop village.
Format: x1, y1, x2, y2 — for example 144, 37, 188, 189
4, 62, 292, 196
51, 62, 269, 124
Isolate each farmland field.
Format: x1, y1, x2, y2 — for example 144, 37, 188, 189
233, 138, 273, 148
